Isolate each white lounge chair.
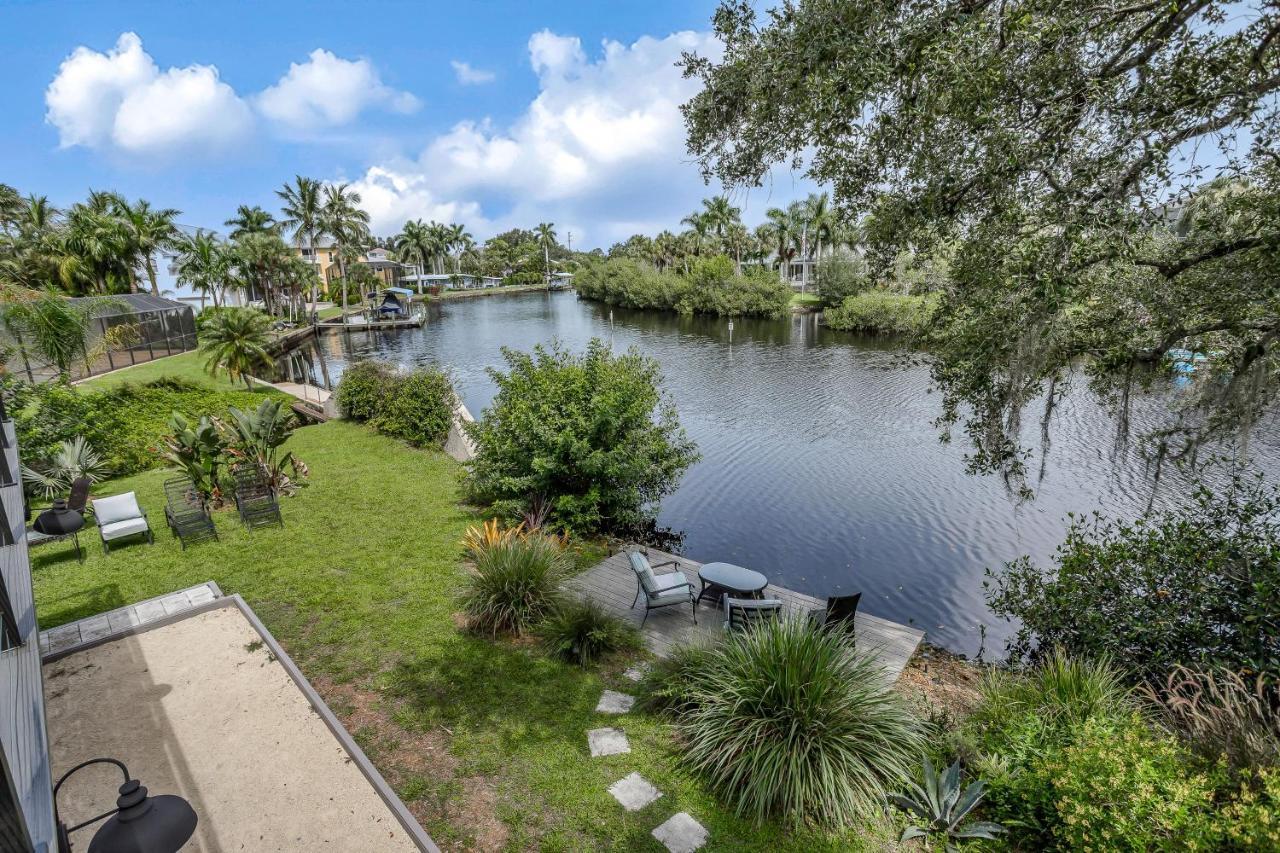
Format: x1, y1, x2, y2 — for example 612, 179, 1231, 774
92, 491, 154, 554
628, 551, 697, 627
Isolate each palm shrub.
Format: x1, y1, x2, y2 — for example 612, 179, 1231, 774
158, 412, 226, 503
460, 534, 570, 636
21, 436, 108, 499
198, 306, 273, 389
220, 398, 308, 494
651, 617, 925, 828
537, 598, 641, 666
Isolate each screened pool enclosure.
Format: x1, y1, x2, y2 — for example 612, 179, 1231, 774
3, 293, 198, 383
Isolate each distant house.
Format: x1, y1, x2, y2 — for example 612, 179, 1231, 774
292, 241, 406, 290
400, 273, 502, 292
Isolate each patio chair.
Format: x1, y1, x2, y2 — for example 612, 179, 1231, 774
627, 550, 697, 627
163, 476, 219, 549
91, 491, 153, 554
723, 597, 784, 632
810, 593, 862, 636
232, 465, 283, 530
67, 476, 92, 515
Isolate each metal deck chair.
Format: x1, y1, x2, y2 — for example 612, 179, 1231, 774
163, 476, 219, 549
232, 465, 283, 530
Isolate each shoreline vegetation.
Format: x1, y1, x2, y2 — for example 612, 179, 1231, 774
575, 255, 792, 318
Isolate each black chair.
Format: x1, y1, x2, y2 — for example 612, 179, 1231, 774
67, 476, 92, 515
811, 592, 862, 636
163, 476, 218, 549
232, 466, 283, 530
723, 597, 784, 632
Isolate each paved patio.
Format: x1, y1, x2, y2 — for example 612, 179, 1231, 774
566, 548, 924, 681
39, 581, 222, 656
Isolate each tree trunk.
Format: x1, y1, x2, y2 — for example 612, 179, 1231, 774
145, 256, 160, 296
338, 249, 348, 326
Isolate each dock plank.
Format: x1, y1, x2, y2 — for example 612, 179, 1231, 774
566, 548, 923, 681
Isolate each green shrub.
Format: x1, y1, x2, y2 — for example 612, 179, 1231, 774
814, 252, 872, 307
575, 256, 791, 318
376, 367, 455, 448
9, 377, 275, 480
465, 340, 698, 534
336, 361, 456, 448
823, 290, 938, 335
1216, 767, 1280, 849
335, 360, 394, 422
651, 617, 925, 828
536, 598, 641, 666
987, 474, 1280, 680
460, 535, 570, 636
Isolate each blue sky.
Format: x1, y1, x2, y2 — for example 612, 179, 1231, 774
0, 0, 818, 249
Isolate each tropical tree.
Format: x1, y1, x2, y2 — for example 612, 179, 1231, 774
230, 231, 294, 315
0, 289, 128, 381
700, 195, 742, 246
394, 219, 433, 281
175, 230, 232, 309
117, 197, 181, 296
64, 194, 133, 294
320, 183, 370, 322
224, 205, 277, 240
276, 176, 324, 309
534, 222, 557, 286
198, 306, 273, 389
764, 205, 801, 277
804, 192, 835, 259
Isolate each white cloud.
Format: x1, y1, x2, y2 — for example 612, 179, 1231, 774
451, 60, 496, 85
257, 49, 420, 131
351, 30, 728, 244
44, 32, 252, 155
351, 165, 490, 235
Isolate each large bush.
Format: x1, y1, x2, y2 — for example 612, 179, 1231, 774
8, 377, 275, 480
465, 340, 698, 533
814, 252, 872, 307
823, 290, 939, 335
335, 360, 455, 449
575, 256, 790, 318
987, 475, 1280, 681
643, 617, 925, 828
376, 368, 456, 448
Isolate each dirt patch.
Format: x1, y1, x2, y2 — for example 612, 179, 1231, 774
312, 677, 509, 852
895, 643, 986, 721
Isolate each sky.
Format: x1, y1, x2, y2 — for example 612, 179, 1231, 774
0, 0, 819, 250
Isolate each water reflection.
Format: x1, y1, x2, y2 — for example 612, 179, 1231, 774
286, 291, 1278, 655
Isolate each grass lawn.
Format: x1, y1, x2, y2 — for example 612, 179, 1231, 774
790, 292, 822, 307
32, 418, 892, 851
76, 350, 266, 394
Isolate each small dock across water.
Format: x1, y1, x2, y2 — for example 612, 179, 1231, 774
567, 549, 923, 681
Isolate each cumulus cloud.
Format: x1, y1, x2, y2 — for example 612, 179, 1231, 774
257, 49, 420, 131
45, 34, 419, 157
451, 60, 496, 85
351, 29, 725, 243
44, 32, 252, 155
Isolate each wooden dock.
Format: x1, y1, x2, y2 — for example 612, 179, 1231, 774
317, 315, 424, 330
566, 548, 924, 681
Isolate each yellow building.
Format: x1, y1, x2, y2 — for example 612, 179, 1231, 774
293, 240, 404, 292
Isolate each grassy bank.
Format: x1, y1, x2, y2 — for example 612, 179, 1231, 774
32, 415, 894, 850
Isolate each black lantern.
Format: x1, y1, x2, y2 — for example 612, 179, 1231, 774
34, 499, 85, 536
55, 758, 198, 853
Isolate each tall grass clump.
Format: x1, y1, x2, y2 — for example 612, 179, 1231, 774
460, 535, 569, 636
646, 617, 925, 828
537, 598, 642, 666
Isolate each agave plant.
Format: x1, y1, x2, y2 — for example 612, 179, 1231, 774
158, 412, 226, 504
220, 398, 307, 494
22, 436, 108, 499
890, 758, 1003, 850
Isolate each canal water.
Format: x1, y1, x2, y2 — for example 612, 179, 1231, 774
290, 290, 1278, 655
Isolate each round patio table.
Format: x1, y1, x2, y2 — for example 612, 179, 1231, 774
696, 562, 768, 606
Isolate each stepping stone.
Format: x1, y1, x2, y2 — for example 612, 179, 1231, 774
586, 727, 630, 757
623, 665, 647, 682
652, 812, 708, 853
608, 772, 662, 812
596, 689, 636, 714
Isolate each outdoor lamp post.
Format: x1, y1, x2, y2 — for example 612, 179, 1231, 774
55, 758, 197, 853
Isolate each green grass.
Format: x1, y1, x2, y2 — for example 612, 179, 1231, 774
33, 403, 896, 849
790, 292, 822, 307
76, 350, 265, 394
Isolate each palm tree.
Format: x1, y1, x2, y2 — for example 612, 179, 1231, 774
198, 307, 273, 389
764, 206, 800, 279
276, 176, 325, 313
224, 205, 277, 240
117, 198, 181, 296
320, 183, 370, 323
804, 192, 835, 260
175, 230, 232, 308
700, 195, 742, 242
0, 290, 106, 380
653, 230, 679, 272
395, 219, 432, 285
230, 231, 293, 314
680, 211, 712, 258
446, 223, 471, 272
534, 222, 556, 287
64, 199, 132, 294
